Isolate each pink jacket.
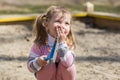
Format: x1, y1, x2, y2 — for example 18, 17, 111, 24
27, 34, 74, 73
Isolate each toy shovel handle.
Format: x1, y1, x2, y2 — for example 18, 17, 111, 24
44, 37, 58, 61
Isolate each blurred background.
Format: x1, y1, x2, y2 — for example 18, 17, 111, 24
0, 0, 120, 14
0, 0, 120, 80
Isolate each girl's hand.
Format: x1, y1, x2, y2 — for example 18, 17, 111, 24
56, 26, 67, 43
38, 55, 48, 67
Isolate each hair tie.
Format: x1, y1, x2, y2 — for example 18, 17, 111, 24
41, 14, 47, 27
42, 14, 47, 21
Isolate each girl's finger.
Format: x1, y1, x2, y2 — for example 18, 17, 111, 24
59, 27, 62, 35
56, 27, 59, 36
42, 61, 47, 66
57, 26, 61, 37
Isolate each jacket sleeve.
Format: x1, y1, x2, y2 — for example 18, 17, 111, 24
27, 44, 42, 73
58, 42, 75, 68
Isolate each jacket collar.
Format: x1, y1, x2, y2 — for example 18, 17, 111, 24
48, 34, 55, 46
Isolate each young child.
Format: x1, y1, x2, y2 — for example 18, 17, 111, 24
27, 6, 76, 80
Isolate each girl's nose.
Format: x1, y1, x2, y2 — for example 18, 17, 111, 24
57, 24, 62, 28
59, 26, 65, 30
60, 24, 65, 28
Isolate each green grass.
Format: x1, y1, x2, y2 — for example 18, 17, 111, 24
0, 4, 84, 14
0, 4, 120, 14
95, 5, 120, 14
0, 5, 51, 14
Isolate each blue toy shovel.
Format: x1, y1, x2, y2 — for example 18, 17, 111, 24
44, 37, 58, 63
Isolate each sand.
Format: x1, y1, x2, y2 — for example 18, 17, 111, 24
0, 21, 120, 80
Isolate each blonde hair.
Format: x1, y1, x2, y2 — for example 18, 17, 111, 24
33, 6, 76, 49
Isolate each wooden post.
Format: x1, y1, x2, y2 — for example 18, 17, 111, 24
84, 2, 94, 13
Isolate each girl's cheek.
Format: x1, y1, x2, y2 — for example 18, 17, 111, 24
54, 23, 59, 26
65, 28, 70, 35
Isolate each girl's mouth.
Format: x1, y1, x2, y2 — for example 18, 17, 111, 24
64, 31, 67, 34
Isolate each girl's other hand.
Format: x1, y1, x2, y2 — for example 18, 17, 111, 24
56, 26, 66, 43
38, 55, 48, 67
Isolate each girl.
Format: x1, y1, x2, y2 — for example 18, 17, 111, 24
27, 6, 76, 80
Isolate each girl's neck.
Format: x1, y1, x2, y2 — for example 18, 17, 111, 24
48, 34, 55, 46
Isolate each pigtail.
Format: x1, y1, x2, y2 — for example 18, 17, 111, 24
67, 29, 76, 50
33, 14, 48, 46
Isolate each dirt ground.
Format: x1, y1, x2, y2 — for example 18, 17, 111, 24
0, 20, 120, 80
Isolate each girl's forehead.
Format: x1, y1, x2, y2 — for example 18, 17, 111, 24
52, 12, 71, 20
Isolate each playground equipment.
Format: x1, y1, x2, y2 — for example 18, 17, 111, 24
0, 12, 120, 30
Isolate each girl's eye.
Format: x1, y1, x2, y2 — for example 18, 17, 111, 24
65, 22, 70, 25
55, 20, 61, 23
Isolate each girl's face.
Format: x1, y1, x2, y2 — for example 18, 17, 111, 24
46, 12, 71, 38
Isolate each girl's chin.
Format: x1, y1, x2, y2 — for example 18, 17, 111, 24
51, 34, 57, 38
54, 35, 58, 38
